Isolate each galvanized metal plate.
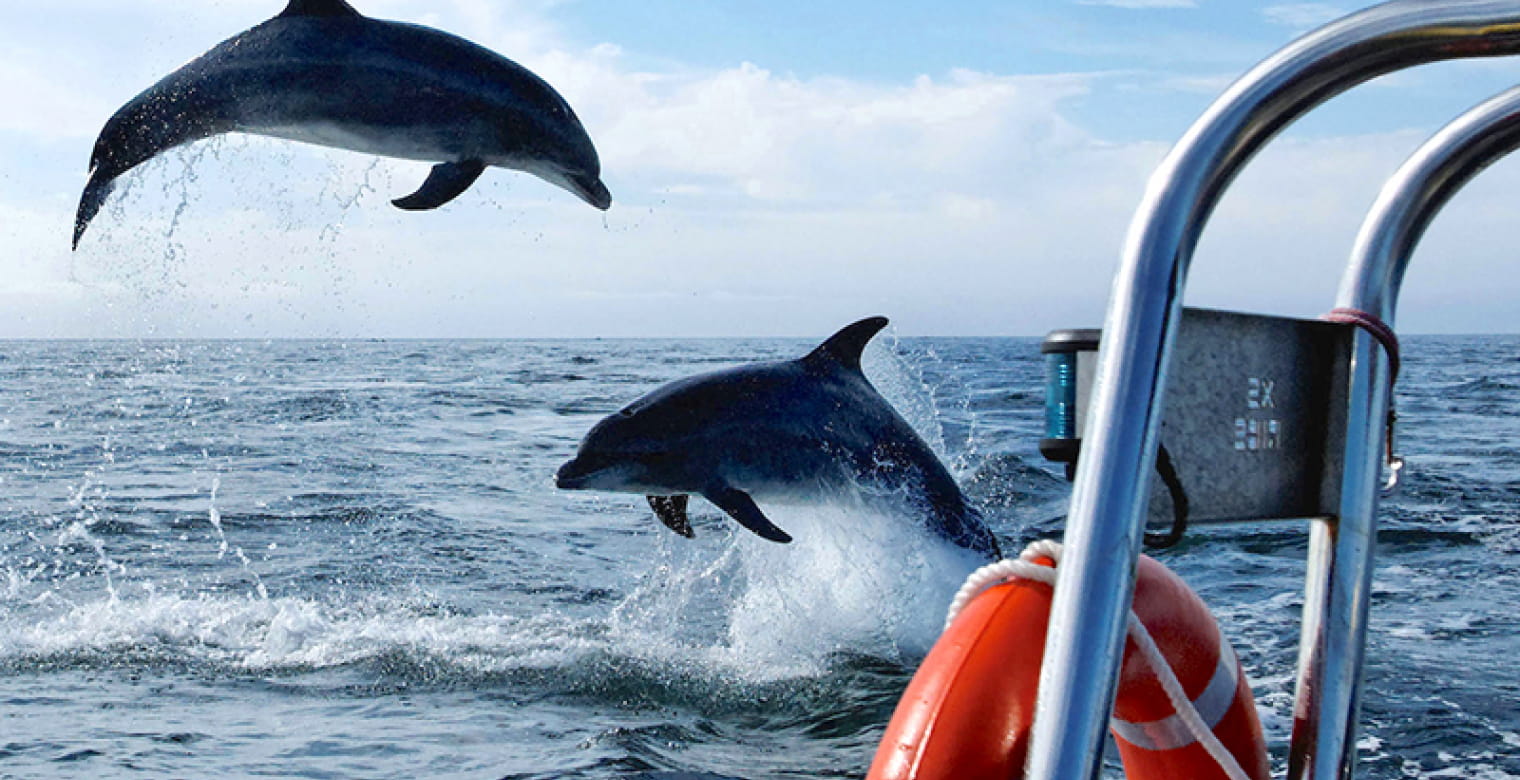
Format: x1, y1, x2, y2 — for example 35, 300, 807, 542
1148, 307, 1351, 524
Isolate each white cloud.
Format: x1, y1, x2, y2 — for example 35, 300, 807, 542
1262, 3, 1347, 30
4, 0, 1520, 337
585, 63, 1096, 207
1187, 128, 1520, 333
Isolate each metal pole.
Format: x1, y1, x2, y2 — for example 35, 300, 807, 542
1293, 84, 1520, 780
1026, 5, 1520, 778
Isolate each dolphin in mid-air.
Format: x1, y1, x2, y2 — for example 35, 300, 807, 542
73, 0, 610, 249
555, 317, 1001, 559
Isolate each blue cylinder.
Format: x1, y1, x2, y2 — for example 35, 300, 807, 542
1039, 329, 1100, 468
1046, 352, 1078, 440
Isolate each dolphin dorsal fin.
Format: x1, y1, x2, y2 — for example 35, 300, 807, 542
802, 316, 889, 374
279, 0, 361, 18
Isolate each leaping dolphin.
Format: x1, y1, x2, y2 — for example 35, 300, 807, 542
74, 0, 611, 249
555, 317, 1002, 560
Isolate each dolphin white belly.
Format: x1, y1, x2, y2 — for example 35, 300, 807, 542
250, 121, 465, 163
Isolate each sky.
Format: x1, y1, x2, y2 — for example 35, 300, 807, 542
3, 0, 1520, 338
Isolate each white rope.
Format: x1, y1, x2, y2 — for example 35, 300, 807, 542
1125, 614, 1252, 780
942, 539, 1252, 780
944, 539, 1061, 630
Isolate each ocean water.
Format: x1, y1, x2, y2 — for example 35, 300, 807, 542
0, 334, 1516, 779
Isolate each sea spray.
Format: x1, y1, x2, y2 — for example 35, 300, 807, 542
605, 491, 985, 682
863, 327, 953, 462
590, 335, 989, 681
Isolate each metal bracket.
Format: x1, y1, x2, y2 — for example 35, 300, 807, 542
1042, 307, 1352, 526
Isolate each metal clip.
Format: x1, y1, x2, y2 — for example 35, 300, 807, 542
1381, 408, 1403, 495
1383, 454, 1404, 495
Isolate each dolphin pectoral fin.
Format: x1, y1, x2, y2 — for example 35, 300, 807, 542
392, 160, 487, 211
647, 495, 694, 539
703, 487, 792, 544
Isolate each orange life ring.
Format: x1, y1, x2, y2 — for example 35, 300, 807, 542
867, 545, 1269, 780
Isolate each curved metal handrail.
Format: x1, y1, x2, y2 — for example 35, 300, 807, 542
1292, 84, 1520, 778
1341, 87, 1520, 317
1029, 4, 1520, 779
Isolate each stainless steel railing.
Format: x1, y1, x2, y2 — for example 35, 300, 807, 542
1027, 4, 1520, 779
1292, 83, 1520, 779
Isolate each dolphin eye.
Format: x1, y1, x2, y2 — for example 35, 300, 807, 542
618, 407, 635, 417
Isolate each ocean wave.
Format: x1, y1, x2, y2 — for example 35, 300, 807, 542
0, 592, 601, 678
262, 390, 375, 422
1441, 376, 1520, 398
0, 499, 961, 691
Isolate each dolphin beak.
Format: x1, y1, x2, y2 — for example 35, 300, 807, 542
569, 172, 612, 211
554, 457, 595, 490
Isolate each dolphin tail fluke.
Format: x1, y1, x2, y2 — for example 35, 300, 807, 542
803, 316, 889, 374
703, 486, 792, 543
647, 495, 694, 538
73, 171, 116, 251
393, 160, 487, 211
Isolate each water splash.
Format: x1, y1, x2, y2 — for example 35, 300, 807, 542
316, 156, 385, 246
59, 468, 127, 601
206, 475, 269, 600
863, 329, 951, 460
579, 335, 990, 682
606, 492, 985, 682
208, 476, 229, 560
54, 520, 125, 601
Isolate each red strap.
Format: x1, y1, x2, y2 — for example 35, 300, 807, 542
1324, 307, 1404, 490
1323, 307, 1400, 382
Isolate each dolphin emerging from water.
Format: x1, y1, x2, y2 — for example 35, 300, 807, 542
555, 317, 1001, 559
73, 0, 610, 249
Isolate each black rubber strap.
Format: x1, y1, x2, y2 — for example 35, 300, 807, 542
1145, 443, 1189, 549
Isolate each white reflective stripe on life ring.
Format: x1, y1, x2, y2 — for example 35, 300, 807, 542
1110, 634, 1240, 752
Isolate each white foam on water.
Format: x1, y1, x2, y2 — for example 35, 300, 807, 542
606, 492, 986, 683
1256, 700, 1295, 744
1407, 758, 1520, 779
0, 589, 600, 674
2, 491, 985, 685
1483, 522, 1520, 555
